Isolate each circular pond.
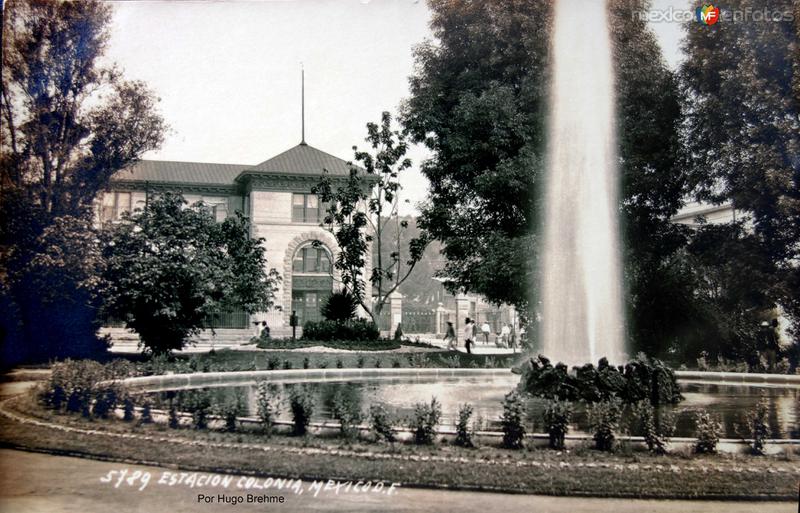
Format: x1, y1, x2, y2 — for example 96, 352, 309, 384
141, 372, 800, 439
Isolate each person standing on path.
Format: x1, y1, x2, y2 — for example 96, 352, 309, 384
481, 321, 491, 344
444, 321, 457, 350
464, 317, 474, 354
500, 323, 511, 348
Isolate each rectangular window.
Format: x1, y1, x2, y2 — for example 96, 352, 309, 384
292, 194, 306, 222
101, 192, 131, 222
306, 195, 318, 222
291, 193, 324, 223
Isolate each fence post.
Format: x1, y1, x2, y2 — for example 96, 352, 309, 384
389, 291, 403, 336
435, 303, 446, 335
455, 293, 470, 344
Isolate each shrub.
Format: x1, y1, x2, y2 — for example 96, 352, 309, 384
182, 390, 212, 430
331, 388, 363, 439
374, 359, 382, 368
216, 394, 244, 433
317, 359, 329, 369
356, 356, 365, 368
303, 357, 310, 369
289, 386, 315, 436
282, 360, 292, 370
694, 411, 721, 454
256, 381, 281, 436
409, 397, 442, 445
776, 357, 790, 374
587, 398, 622, 451
742, 395, 770, 455
369, 404, 396, 443
391, 358, 401, 368
140, 401, 153, 424
92, 386, 121, 419
442, 355, 460, 369
122, 397, 135, 422
408, 354, 429, 368
454, 404, 475, 448
168, 404, 180, 429
632, 400, 675, 455
321, 290, 358, 322
697, 352, 709, 371
267, 356, 280, 370
302, 319, 379, 342
336, 358, 344, 369
542, 398, 572, 450
501, 390, 526, 449
42, 359, 107, 416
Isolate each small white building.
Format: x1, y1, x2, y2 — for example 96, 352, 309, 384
98, 142, 368, 348
672, 200, 792, 346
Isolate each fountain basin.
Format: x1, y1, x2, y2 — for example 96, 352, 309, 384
115, 368, 800, 448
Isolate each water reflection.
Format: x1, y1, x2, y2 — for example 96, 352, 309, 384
148, 377, 800, 439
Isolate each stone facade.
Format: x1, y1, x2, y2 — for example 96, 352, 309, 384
99, 143, 369, 347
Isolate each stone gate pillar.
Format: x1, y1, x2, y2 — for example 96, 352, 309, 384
435, 302, 445, 335
389, 291, 403, 336
455, 293, 470, 343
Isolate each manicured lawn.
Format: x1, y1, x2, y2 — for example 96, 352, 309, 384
118, 348, 519, 375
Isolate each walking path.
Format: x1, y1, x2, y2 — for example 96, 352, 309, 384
0, 449, 794, 513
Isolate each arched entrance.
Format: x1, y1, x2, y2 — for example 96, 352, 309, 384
290, 243, 333, 324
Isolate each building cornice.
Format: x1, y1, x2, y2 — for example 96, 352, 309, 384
110, 180, 240, 196
236, 171, 376, 194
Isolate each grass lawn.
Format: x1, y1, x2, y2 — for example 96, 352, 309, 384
1, 392, 797, 500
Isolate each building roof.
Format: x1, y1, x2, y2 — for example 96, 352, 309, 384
113, 160, 247, 186
246, 143, 357, 176
112, 143, 360, 189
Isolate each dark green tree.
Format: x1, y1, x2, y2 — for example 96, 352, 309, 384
402, 0, 551, 312
101, 194, 279, 354
314, 112, 428, 323
321, 290, 358, 322
402, 0, 690, 354
0, 0, 167, 364
680, 0, 800, 343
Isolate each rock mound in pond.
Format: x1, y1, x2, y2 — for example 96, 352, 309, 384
516, 353, 683, 406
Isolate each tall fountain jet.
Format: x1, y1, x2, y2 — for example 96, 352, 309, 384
540, 0, 625, 365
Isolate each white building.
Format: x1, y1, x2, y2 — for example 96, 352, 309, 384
672, 200, 792, 345
98, 142, 368, 348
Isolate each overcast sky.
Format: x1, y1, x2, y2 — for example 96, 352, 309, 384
106, 0, 689, 216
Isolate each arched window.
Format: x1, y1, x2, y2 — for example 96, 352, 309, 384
291, 243, 333, 324
292, 245, 331, 274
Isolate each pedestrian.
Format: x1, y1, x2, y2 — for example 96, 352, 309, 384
261, 321, 270, 339
443, 321, 457, 351
500, 323, 511, 348
481, 321, 491, 344
464, 317, 474, 354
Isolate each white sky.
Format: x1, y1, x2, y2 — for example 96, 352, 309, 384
106, 0, 687, 216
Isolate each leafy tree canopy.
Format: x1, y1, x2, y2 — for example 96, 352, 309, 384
680, 0, 800, 340
402, 0, 690, 355
314, 112, 428, 322
0, 0, 166, 364
101, 194, 279, 354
